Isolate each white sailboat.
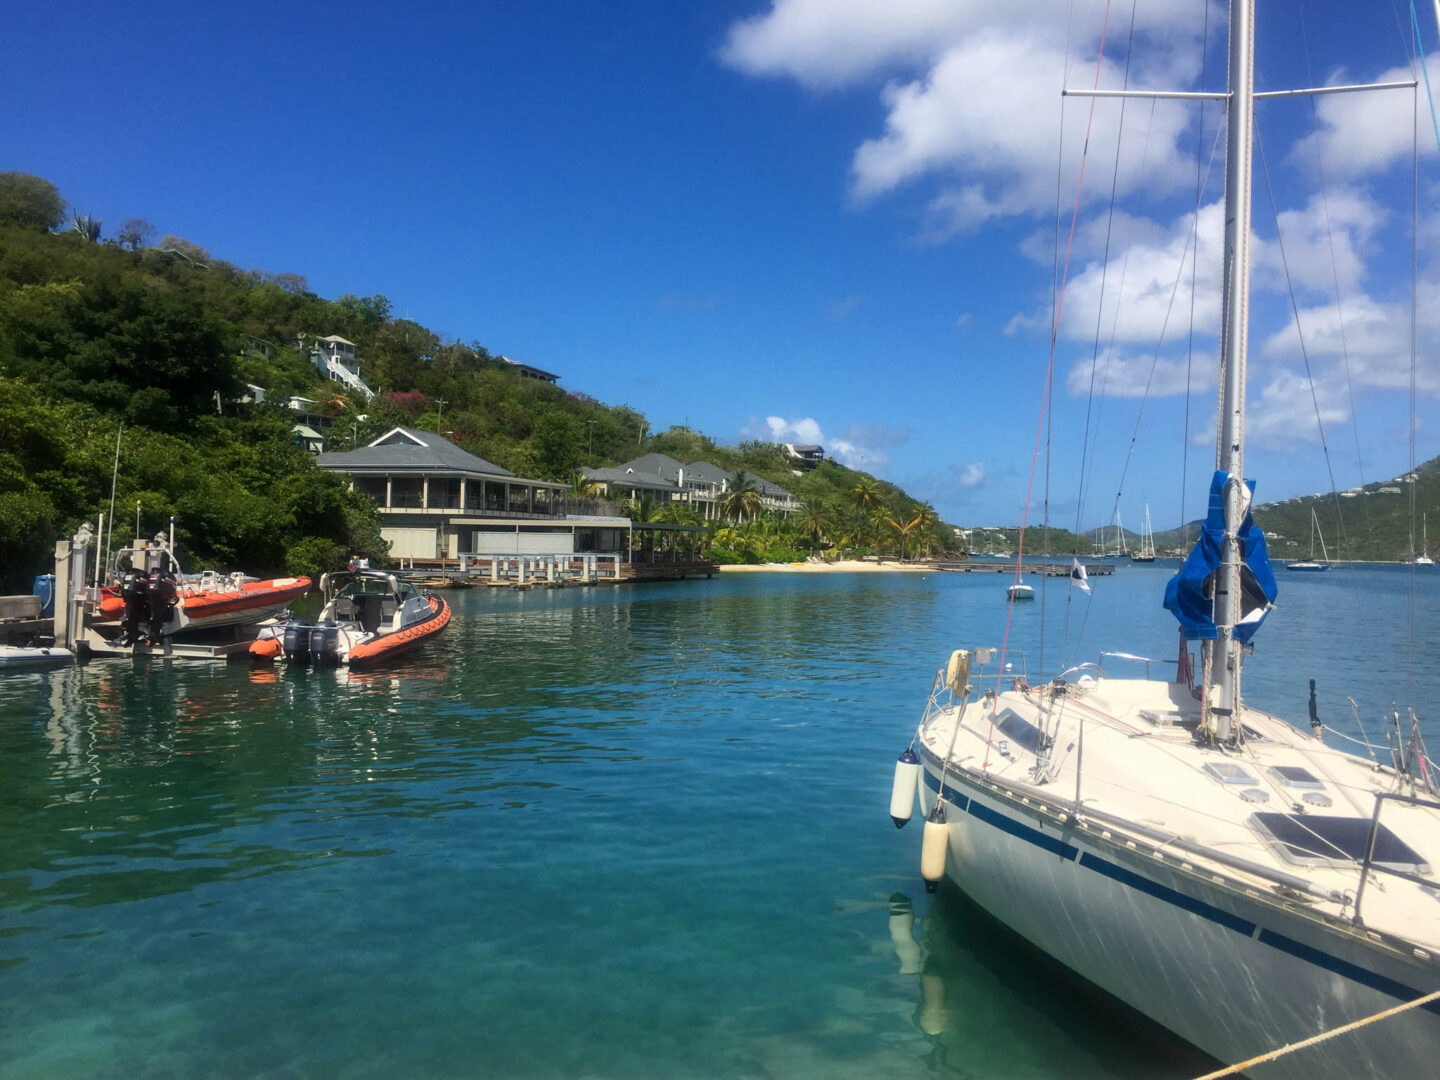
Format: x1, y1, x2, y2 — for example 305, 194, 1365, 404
1286, 508, 1333, 572
889, 5, 1439, 1076
1418, 513, 1434, 566
1134, 504, 1156, 562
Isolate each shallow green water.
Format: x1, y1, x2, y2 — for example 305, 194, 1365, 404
1, 567, 1435, 1078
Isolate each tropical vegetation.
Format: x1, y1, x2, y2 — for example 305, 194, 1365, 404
0, 171, 963, 591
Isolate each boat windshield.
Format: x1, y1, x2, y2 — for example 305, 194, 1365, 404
339, 575, 396, 598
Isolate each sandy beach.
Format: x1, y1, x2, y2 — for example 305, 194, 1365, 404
715, 559, 936, 573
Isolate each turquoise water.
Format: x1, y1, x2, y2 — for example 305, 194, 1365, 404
1, 567, 1436, 1079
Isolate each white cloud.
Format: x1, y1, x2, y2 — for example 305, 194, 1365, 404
719, 0, 975, 90
1053, 200, 1225, 347
1246, 371, 1350, 449
1067, 347, 1216, 399
1035, 189, 1383, 365
722, 2, 1213, 231
1253, 188, 1384, 298
961, 462, 986, 486
828, 294, 862, 320
740, 414, 909, 469
1261, 284, 1440, 396
1290, 58, 1440, 178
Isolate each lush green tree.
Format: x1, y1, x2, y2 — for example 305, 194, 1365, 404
0, 173, 65, 231
0, 175, 975, 582
531, 408, 584, 478
852, 477, 884, 515
885, 510, 925, 561
795, 502, 830, 556
721, 470, 763, 522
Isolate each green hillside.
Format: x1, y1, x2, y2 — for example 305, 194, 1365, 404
1248, 459, 1440, 563
1137, 459, 1440, 562
0, 172, 957, 589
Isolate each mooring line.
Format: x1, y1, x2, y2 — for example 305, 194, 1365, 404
1192, 988, 1440, 1079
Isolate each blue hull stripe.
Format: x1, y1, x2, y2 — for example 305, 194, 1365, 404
968, 798, 1078, 860
1257, 929, 1440, 1015
924, 765, 1434, 1007
1079, 852, 1255, 935
924, 768, 1074, 859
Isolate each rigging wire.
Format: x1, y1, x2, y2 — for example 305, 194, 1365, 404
1251, 126, 1353, 558
1408, 81, 1419, 707
1043, 7, 1077, 684
1409, 1, 1440, 152
1062, 0, 1140, 663
1103, 119, 1226, 543
992, 0, 1114, 761
1250, 110, 1403, 730
1181, 0, 1212, 554
1297, 6, 1373, 545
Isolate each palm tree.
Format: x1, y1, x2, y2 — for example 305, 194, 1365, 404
795, 502, 830, 557
852, 478, 884, 515
885, 511, 925, 561
721, 470, 763, 523
912, 503, 941, 559
569, 471, 603, 500
624, 494, 658, 522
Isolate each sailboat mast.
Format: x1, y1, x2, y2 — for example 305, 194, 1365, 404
1208, 0, 1255, 742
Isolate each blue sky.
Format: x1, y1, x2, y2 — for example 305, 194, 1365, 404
5, 1, 1439, 531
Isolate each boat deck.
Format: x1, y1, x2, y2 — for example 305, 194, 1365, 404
916, 673, 1440, 954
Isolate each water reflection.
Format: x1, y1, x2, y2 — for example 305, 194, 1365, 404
885, 884, 1217, 1078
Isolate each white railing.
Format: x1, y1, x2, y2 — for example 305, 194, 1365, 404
456, 553, 622, 583
325, 358, 374, 400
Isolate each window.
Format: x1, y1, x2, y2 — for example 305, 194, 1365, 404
1251, 813, 1429, 873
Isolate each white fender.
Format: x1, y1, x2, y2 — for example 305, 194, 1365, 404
921, 811, 948, 892
889, 748, 921, 828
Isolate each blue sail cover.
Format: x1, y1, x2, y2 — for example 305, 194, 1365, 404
1163, 470, 1277, 643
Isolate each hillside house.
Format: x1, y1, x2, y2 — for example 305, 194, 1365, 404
319, 427, 627, 561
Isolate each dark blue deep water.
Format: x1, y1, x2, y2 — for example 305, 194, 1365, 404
1, 566, 1436, 1078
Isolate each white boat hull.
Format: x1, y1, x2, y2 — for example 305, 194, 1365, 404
918, 766, 1439, 1080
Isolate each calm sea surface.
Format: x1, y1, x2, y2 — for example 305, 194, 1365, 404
2, 565, 1437, 1079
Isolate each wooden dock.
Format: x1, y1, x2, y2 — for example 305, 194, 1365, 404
398, 553, 715, 589
937, 560, 1116, 576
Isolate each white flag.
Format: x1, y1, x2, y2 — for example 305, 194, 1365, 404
1071, 558, 1091, 594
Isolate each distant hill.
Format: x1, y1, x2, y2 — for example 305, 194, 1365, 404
959, 453, 1440, 563
1148, 455, 1440, 562
955, 525, 1096, 557
1249, 456, 1440, 563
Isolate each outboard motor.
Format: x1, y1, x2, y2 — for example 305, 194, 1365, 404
120, 567, 150, 645
283, 621, 313, 663
145, 572, 179, 643
309, 621, 340, 664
